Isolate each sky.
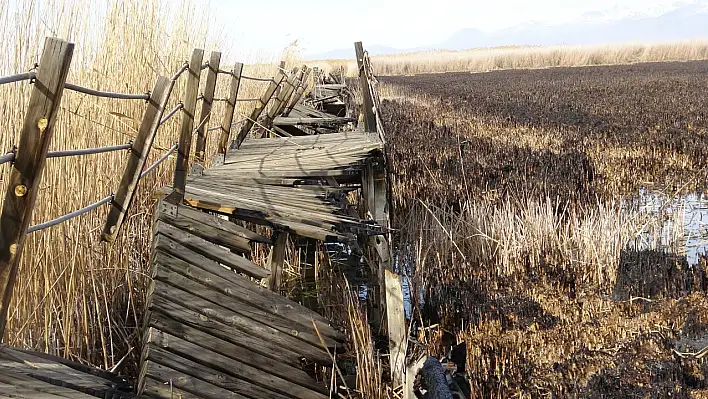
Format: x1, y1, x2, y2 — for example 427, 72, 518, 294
210, 0, 696, 56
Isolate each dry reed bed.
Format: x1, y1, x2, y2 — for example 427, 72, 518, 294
311, 40, 708, 76
378, 62, 708, 397
0, 0, 300, 378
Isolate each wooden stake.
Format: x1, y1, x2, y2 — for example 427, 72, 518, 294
267, 231, 289, 292
385, 269, 406, 386
0, 37, 74, 339
354, 41, 376, 132
194, 51, 221, 163
282, 67, 311, 117
233, 72, 285, 149
102, 76, 172, 243
172, 48, 204, 198
217, 62, 243, 156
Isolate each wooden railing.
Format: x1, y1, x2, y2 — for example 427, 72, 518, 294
0, 37, 310, 339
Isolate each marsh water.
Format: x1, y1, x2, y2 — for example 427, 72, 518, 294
627, 188, 708, 266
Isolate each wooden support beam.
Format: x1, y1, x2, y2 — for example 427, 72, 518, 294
354, 41, 376, 132
194, 51, 221, 163
267, 231, 289, 292
102, 76, 172, 243
233, 72, 286, 149
385, 269, 406, 387
217, 62, 243, 156
273, 66, 304, 117
262, 72, 296, 131
0, 37, 74, 339
172, 48, 204, 199
282, 67, 311, 117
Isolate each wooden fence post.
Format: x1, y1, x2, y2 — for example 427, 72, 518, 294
232, 71, 285, 149
262, 69, 298, 128
102, 76, 172, 243
282, 67, 311, 117
0, 37, 74, 338
172, 48, 204, 199
194, 51, 221, 163
267, 231, 289, 292
274, 66, 304, 116
216, 63, 243, 158
354, 41, 376, 132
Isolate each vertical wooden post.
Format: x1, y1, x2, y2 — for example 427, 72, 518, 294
233, 71, 286, 149
0, 37, 74, 338
274, 66, 304, 116
262, 69, 298, 128
172, 48, 204, 198
282, 67, 311, 117
102, 76, 172, 243
217, 63, 243, 157
194, 51, 221, 163
354, 41, 376, 132
385, 269, 406, 387
267, 231, 289, 292
363, 159, 406, 386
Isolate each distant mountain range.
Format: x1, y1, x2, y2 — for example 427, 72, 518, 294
307, 2, 708, 60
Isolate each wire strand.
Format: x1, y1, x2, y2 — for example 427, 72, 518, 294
27, 194, 113, 233
159, 103, 184, 125
0, 72, 35, 85
0, 151, 15, 165
46, 143, 132, 159
64, 83, 150, 100
140, 143, 178, 179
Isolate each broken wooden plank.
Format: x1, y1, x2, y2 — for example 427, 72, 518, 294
145, 329, 329, 399
155, 222, 268, 279
150, 245, 343, 341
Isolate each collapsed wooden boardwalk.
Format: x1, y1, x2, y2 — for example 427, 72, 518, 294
0, 38, 405, 398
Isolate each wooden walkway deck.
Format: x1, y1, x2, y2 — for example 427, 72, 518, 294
136, 65, 400, 397
0, 41, 404, 398
0, 348, 135, 398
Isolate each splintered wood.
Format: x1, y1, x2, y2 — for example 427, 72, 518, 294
140, 201, 345, 399
181, 132, 386, 241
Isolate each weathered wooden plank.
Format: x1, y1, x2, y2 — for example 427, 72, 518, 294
385, 269, 406, 387
173, 48, 204, 198
149, 278, 331, 364
217, 63, 243, 156
355, 41, 376, 132
157, 205, 251, 253
102, 76, 172, 243
146, 304, 328, 392
267, 232, 289, 292
0, 37, 74, 337
149, 244, 343, 340
151, 256, 339, 348
171, 203, 270, 243
142, 376, 199, 399
233, 72, 286, 149
262, 70, 297, 128
272, 116, 353, 126
155, 222, 268, 279
282, 68, 311, 117
144, 347, 293, 399
143, 360, 251, 399
145, 329, 329, 399
194, 51, 221, 163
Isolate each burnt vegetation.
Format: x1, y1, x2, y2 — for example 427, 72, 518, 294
380, 61, 708, 397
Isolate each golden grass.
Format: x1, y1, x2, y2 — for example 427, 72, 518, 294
311, 40, 708, 76
0, 0, 297, 376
